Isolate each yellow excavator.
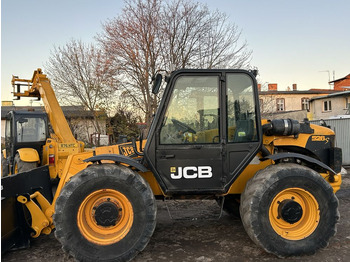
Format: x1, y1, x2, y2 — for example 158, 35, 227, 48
1, 68, 343, 261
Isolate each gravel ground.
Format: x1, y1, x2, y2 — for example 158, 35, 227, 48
2, 168, 350, 262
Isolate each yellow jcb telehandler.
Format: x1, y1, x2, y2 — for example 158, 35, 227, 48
1, 68, 342, 261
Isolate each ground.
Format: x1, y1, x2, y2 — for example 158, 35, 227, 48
2, 168, 350, 262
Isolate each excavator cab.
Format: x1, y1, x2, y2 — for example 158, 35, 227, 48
3, 110, 48, 175
144, 69, 262, 195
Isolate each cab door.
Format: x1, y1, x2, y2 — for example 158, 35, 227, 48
144, 70, 261, 195
222, 72, 262, 189
154, 73, 223, 194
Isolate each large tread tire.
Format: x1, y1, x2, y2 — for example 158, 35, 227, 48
54, 164, 157, 262
14, 153, 37, 174
240, 163, 339, 257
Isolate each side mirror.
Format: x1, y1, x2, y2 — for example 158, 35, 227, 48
151, 74, 162, 94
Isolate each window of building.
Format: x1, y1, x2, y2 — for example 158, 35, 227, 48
301, 97, 310, 110
345, 97, 350, 114
276, 98, 285, 111
323, 100, 332, 112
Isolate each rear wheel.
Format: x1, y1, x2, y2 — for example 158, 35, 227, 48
14, 153, 37, 174
54, 164, 157, 262
240, 163, 339, 257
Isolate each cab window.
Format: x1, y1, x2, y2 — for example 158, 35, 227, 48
160, 75, 220, 144
16, 117, 47, 142
226, 73, 258, 143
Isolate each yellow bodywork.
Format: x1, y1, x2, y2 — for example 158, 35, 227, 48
17, 148, 40, 163
17, 118, 342, 240
17, 191, 54, 238
42, 139, 84, 179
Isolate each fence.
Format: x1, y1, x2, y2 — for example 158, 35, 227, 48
310, 118, 350, 166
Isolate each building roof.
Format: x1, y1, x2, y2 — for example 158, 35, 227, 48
1, 105, 106, 119
259, 89, 339, 95
309, 90, 350, 101
329, 74, 350, 84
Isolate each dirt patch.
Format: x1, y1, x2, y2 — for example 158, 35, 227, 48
3, 169, 350, 262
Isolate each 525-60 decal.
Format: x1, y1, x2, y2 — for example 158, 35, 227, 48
311, 136, 329, 144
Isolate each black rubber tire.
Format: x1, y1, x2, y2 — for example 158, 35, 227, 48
54, 164, 157, 262
14, 153, 37, 173
222, 194, 241, 218
240, 163, 339, 257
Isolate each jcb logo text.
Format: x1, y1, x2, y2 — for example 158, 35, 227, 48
170, 166, 213, 179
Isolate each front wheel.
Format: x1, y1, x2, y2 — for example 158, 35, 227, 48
54, 164, 157, 262
240, 163, 339, 257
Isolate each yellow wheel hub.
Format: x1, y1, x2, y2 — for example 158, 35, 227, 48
269, 187, 319, 240
77, 189, 134, 245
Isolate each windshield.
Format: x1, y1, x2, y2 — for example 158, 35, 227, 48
16, 117, 47, 142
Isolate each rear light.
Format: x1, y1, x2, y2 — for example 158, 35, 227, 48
49, 154, 55, 165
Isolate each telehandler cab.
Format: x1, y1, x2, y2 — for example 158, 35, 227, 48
1, 68, 342, 261
2, 110, 48, 176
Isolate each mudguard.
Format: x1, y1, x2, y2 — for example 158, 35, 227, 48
84, 154, 148, 172
261, 152, 337, 175
17, 148, 40, 163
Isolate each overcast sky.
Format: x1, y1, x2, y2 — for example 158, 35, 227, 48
1, 0, 349, 106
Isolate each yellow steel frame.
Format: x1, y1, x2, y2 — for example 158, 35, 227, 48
17, 191, 54, 237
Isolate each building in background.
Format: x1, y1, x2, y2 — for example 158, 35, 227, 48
258, 73, 350, 121
329, 74, 350, 91
258, 83, 339, 121
309, 91, 350, 120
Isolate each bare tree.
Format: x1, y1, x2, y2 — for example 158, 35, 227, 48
45, 39, 117, 137
159, 1, 251, 71
98, 0, 161, 126
98, 0, 252, 127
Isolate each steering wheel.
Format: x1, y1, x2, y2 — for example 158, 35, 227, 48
171, 119, 196, 134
